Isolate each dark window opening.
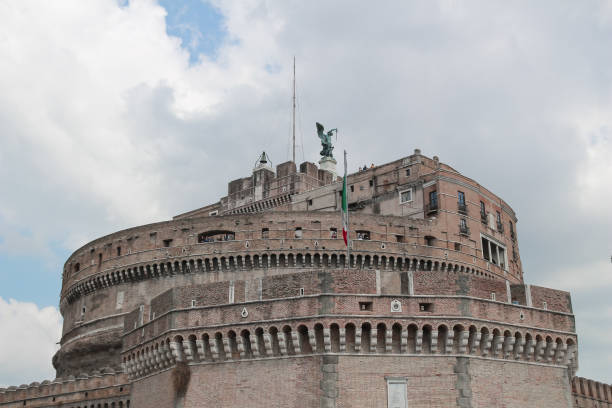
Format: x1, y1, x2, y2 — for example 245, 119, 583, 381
424, 235, 435, 246
369, 179, 373, 187
510, 221, 515, 240
98, 253, 102, 264
307, 199, 313, 206
330, 228, 338, 239
163, 239, 172, 247
480, 201, 487, 223
359, 301, 373, 311
419, 303, 433, 312
459, 218, 469, 235
261, 228, 269, 239
454, 242, 461, 251
350, 185, 354, 192
496, 211, 503, 232
197, 230, 235, 243
458, 191, 467, 213
74, 263, 80, 272
117, 246, 121, 257
405, 168, 411, 176
396, 235, 404, 243
426, 190, 438, 214
355, 230, 370, 240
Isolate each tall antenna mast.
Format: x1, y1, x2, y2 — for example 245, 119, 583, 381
292, 56, 296, 163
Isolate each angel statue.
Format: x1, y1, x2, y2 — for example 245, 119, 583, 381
316, 122, 337, 158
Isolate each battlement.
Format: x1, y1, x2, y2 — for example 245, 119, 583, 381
572, 376, 612, 407
0, 371, 129, 407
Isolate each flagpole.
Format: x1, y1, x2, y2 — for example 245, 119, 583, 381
344, 150, 350, 266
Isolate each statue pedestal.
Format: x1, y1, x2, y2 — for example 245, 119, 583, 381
319, 156, 338, 179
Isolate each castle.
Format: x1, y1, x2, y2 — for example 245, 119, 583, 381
0, 148, 609, 407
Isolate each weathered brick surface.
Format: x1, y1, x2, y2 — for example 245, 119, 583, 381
470, 359, 572, 408
531, 285, 572, 313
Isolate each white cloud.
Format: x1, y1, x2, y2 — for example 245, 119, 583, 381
0, 297, 62, 387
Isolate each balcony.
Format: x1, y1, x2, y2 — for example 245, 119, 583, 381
425, 200, 438, 215
459, 224, 470, 236
480, 211, 487, 224
496, 222, 504, 233
458, 202, 468, 214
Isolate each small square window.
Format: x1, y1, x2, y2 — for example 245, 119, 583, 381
405, 168, 411, 176
307, 199, 313, 206
419, 303, 433, 312
262, 228, 269, 239
454, 242, 461, 251
116, 246, 121, 256
490, 292, 496, 301
299, 288, 305, 296
396, 235, 404, 243
330, 228, 338, 239
542, 301, 547, 310
399, 189, 413, 204
294, 227, 303, 239
369, 179, 373, 187
191, 300, 196, 308
163, 239, 172, 247
425, 236, 435, 246
350, 185, 354, 192
359, 301, 373, 311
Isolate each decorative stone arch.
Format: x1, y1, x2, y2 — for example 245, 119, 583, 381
297, 325, 312, 354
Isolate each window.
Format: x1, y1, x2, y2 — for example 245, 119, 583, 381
359, 301, 373, 311
481, 235, 507, 269
369, 179, 373, 187
350, 185, 354, 192
427, 190, 438, 213
330, 228, 338, 239
419, 303, 433, 312
356, 230, 370, 240
208, 210, 218, 216
458, 191, 465, 205
163, 239, 172, 247
458, 191, 467, 213
424, 235, 435, 246
399, 189, 412, 204
116, 247, 121, 257
98, 253, 102, 264
509, 221, 515, 240
480, 201, 486, 223
307, 199, 313, 206
191, 300, 196, 308
496, 211, 503, 232
81, 306, 86, 316
454, 242, 461, 251
198, 230, 235, 243
299, 288, 305, 296
542, 301, 547, 310
459, 218, 469, 235
491, 292, 496, 301
262, 228, 269, 239
405, 168, 411, 176
74, 263, 80, 272
294, 227, 303, 239
396, 235, 404, 243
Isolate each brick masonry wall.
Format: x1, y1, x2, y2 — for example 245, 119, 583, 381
470, 359, 573, 408
127, 355, 575, 408
531, 285, 573, 313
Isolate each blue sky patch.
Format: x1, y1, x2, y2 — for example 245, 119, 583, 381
158, 0, 227, 64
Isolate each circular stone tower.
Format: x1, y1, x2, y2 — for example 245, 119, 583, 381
50, 150, 578, 408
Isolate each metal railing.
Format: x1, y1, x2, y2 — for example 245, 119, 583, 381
458, 202, 468, 214
425, 200, 438, 214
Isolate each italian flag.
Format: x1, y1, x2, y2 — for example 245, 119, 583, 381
341, 152, 349, 246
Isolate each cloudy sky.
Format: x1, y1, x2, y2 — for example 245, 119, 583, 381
1, 0, 611, 386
